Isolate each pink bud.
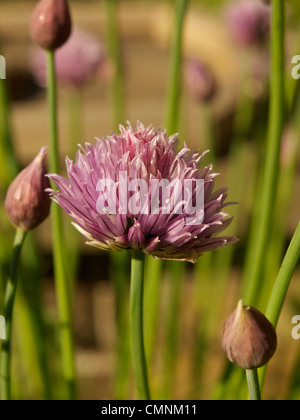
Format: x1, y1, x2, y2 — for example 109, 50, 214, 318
225, 0, 271, 47
128, 220, 145, 249
184, 59, 217, 103
5, 148, 51, 231
30, 0, 72, 51
222, 300, 277, 370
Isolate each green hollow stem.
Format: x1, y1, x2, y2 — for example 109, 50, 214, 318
104, 0, 125, 128
258, 133, 300, 312
164, 0, 188, 134
246, 369, 261, 401
160, 261, 184, 399
218, 222, 300, 400
242, 0, 285, 305
0, 78, 18, 187
266, 221, 300, 329
46, 51, 76, 400
47, 51, 60, 174
257, 222, 300, 389
110, 251, 130, 400
144, 257, 163, 365
215, 1, 285, 400
0, 228, 27, 400
130, 251, 151, 400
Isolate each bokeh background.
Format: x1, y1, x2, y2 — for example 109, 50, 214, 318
0, 0, 299, 400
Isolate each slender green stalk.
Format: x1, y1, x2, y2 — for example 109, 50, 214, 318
0, 50, 51, 402
242, 0, 285, 305
0, 62, 51, 399
218, 222, 300, 400
13, 235, 52, 400
46, 51, 76, 400
47, 51, 60, 174
164, 0, 188, 134
0, 228, 27, 400
104, 0, 125, 127
215, 2, 286, 400
0, 78, 18, 187
15, 286, 51, 400
110, 251, 130, 400
211, 140, 248, 321
246, 369, 261, 401
265, 222, 300, 328
258, 129, 300, 311
144, 257, 163, 365
258, 222, 300, 389
130, 250, 151, 400
160, 261, 184, 399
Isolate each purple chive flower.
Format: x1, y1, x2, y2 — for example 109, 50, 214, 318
48, 122, 237, 263
30, 28, 105, 89
184, 58, 217, 103
225, 0, 271, 47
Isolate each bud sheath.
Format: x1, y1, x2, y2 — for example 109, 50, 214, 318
222, 300, 277, 370
5, 148, 51, 231
30, 0, 72, 51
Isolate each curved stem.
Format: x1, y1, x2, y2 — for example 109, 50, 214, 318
246, 369, 261, 401
258, 222, 300, 388
0, 228, 27, 400
265, 222, 300, 327
130, 250, 151, 400
46, 51, 76, 400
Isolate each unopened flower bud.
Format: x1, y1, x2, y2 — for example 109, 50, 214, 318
30, 0, 72, 51
225, 0, 271, 47
184, 59, 217, 103
5, 148, 51, 231
30, 29, 105, 89
222, 300, 277, 370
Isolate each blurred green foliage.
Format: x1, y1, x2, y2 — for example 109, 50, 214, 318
3, 0, 300, 21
